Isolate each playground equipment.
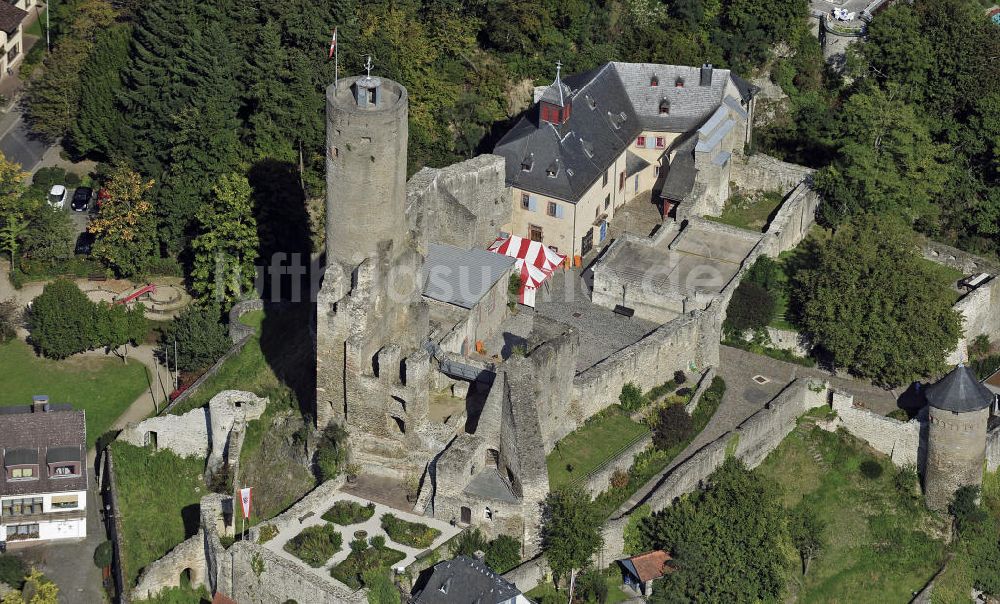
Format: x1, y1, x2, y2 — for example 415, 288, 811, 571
115, 284, 156, 305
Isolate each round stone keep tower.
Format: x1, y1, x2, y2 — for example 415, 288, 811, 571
923, 365, 995, 511
325, 74, 409, 267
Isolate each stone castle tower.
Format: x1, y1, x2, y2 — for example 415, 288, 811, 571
316, 72, 433, 476
923, 365, 995, 511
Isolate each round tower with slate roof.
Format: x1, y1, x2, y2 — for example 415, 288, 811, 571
923, 365, 996, 511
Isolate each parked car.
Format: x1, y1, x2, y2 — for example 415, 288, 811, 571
71, 186, 93, 212
48, 185, 67, 208
74, 232, 95, 256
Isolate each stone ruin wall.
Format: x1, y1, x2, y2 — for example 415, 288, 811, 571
948, 277, 1000, 365
729, 152, 815, 196
828, 391, 923, 468
406, 153, 512, 252
987, 427, 1000, 473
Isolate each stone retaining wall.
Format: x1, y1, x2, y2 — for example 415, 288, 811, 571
829, 391, 921, 467
729, 153, 815, 196
948, 277, 1000, 365
580, 432, 653, 497
228, 299, 264, 343
684, 368, 717, 415
920, 240, 1000, 275
765, 326, 811, 357
987, 426, 1000, 473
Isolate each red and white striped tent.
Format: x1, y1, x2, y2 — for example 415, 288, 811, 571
487, 235, 566, 307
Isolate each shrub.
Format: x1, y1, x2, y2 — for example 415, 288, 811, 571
283, 524, 342, 567
619, 382, 648, 412
673, 370, 687, 385
0, 555, 26, 589
610, 468, 629, 490
350, 538, 368, 553
330, 542, 406, 590
0, 297, 21, 343
29, 279, 99, 358
64, 172, 82, 187
315, 424, 349, 481
724, 281, 776, 335
623, 505, 651, 555
652, 404, 694, 451
93, 540, 113, 569
380, 514, 441, 549
362, 567, 400, 604
450, 528, 488, 558
32, 167, 67, 190
369, 535, 386, 549
968, 334, 991, 360
575, 569, 609, 604
323, 500, 376, 526
859, 460, 883, 480
886, 408, 910, 421
159, 305, 230, 372
645, 379, 677, 402
257, 524, 278, 544
485, 535, 522, 573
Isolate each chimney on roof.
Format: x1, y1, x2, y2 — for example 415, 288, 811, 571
473, 550, 486, 561
700, 63, 713, 86
31, 395, 51, 413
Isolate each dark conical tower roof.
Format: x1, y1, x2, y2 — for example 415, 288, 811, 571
925, 365, 995, 413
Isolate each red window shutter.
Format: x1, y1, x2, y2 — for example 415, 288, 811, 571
637, 136, 646, 147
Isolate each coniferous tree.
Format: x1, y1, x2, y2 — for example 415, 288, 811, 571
73, 25, 131, 158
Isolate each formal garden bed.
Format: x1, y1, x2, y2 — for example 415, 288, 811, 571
282, 523, 343, 568
380, 514, 441, 549
322, 500, 376, 526
330, 539, 406, 590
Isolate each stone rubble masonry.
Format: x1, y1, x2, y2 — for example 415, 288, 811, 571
728, 153, 815, 196
946, 276, 1000, 366
502, 378, 829, 593
763, 326, 811, 357
925, 404, 990, 511
227, 299, 264, 344
118, 390, 268, 478
829, 390, 922, 468
580, 432, 653, 498
406, 154, 513, 252
987, 427, 1000, 473
684, 367, 718, 415
920, 240, 1000, 275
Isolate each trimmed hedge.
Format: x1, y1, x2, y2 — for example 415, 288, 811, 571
322, 500, 376, 526
380, 514, 440, 549
283, 523, 342, 568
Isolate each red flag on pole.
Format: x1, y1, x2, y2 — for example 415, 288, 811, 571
328, 28, 337, 60
239, 487, 252, 519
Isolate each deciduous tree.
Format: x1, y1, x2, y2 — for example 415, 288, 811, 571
159, 304, 229, 372
88, 166, 156, 278
792, 218, 961, 386
29, 279, 98, 359
541, 487, 603, 591
190, 173, 259, 305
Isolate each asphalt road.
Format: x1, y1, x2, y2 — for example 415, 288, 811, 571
0, 111, 49, 173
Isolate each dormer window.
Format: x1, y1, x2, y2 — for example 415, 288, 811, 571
439, 578, 451, 595
581, 139, 594, 158
650, 75, 659, 87
586, 95, 596, 110
546, 161, 559, 178
675, 77, 685, 87
521, 154, 534, 172
659, 98, 670, 115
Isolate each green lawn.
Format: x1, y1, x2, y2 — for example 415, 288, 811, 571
238, 309, 264, 330
0, 339, 149, 448
755, 421, 946, 603
526, 569, 632, 604
25, 8, 44, 38
706, 190, 785, 232
111, 442, 207, 590
546, 411, 649, 490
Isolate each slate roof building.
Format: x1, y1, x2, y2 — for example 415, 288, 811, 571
0, 397, 88, 543
0, 1, 28, 80
494, 61, 756, 263
414, 555, 531, 604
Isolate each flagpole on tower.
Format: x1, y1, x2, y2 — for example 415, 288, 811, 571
330, 27, 339, 88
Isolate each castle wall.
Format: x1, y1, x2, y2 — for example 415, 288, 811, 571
947, 278, 1000, 365
580, 432, 653, 497
729, 153, 815, 196
987, 425, 1000, 473
830, 391, 921, 467
925, 405, 990, 511
407, 154, 512, 251
436, 268, 515, 356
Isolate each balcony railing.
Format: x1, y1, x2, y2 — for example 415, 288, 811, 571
2, 509, 86, 524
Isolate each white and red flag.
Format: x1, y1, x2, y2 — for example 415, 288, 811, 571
239, 487, 252, 519
328, 28, 338, 60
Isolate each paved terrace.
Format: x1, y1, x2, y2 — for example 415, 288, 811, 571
615, 345, 900, 516
263, 491, 460, 583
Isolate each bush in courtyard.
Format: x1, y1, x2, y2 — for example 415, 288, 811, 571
450, 528, 488, 558
673, 370, 687, 385
485, 535, 522, 574
283, 523, 342, 567
322, 500, 376, 525
0, 297, 21, 343
257, 524, 278, 544
29, 279, 99, 358
886, 408, 910, 421
619, 383, 648, 412
159, 304, 230, 372
315, 424, 349, 481
330, 541, 406, 590
380, 514, 441, 549
652, 404, 694, 451
968, 335, 991, 360
724, 281, 776, 336
370, 535, 386, 549
859, 460, 883, 480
